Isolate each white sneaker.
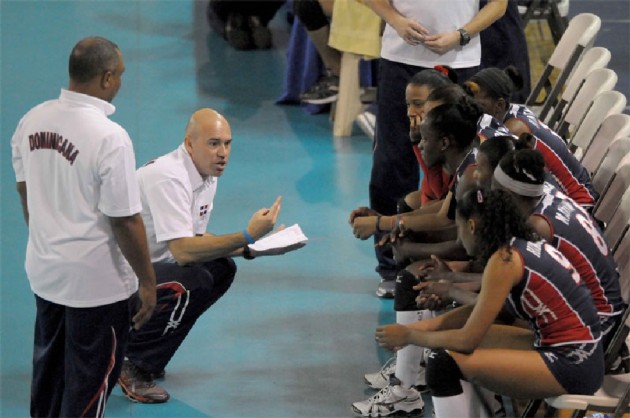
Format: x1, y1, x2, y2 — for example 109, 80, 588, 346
365, 357, 429, 392
352, 384, 424, 417
355, 110, 376, 142
364, 356, 396, 389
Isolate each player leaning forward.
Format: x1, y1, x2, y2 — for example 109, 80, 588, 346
118, 108, 305, 403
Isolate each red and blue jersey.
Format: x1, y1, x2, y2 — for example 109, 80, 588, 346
532, 184, 623, 318
477, 113, 513, 143
447, 148, 478, 220
505, 104, 598, 207
507, 238, 601, 347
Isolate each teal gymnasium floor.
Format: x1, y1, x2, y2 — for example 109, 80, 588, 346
1, 1, 628, 417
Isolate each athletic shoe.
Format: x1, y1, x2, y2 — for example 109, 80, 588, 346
300, 75, 339, 104
364, 356, 397, 389
352, 384, 424, 417
376, 278, 395, 298
225, 12, 252, 50
118, 359, 170, 404
365, 357, 429, 392
151, 369, 166, 380
355, 110, 376, 141
248, 16, 272, 49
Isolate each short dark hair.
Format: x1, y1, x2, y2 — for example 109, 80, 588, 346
478, 136, 515, 172
69, 37, 120, 83
498, 149, 546, 186
426, 95, 483, 150
408, 68, 455, 90
457, 187, 536, 265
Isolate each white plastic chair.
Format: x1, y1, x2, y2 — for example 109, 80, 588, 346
555, 68, 618, 140
526, 13, 601, 118
604, 186, 630, 253
569, 91, 627, 160
544, 46, 611, 126
591, 136, 630, 196
519, 0, 570, 44
594, 153, 630, 226
582, 116, 630, 176
542, 373, 630, 418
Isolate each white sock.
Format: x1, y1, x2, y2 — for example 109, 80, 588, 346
432, 380, 492, 418
395, 310, 430, 388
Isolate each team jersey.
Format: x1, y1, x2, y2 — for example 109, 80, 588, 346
477, 113, 512, 143
505, 104, 597, 206
447, 148, 478, 220
506, 238, 601, 347
10, 89, 141, 307
532, 184, 623, 318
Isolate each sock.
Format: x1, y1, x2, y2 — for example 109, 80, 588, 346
395, 310, 430, 388
432, 380, 492, 418
427, 348, 491, 418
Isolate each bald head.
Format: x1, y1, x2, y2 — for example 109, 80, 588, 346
185, 108, 229, 142
184, 108, 232, 178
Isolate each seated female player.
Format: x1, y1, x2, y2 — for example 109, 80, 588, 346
375, 187, 603, 417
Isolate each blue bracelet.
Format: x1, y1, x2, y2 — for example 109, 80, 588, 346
243, 229, 255, 244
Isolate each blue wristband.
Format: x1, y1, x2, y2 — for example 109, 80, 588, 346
243, 229, 255, 244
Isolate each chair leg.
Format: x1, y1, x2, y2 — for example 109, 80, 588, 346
521, 399, 542, 417
333, 52, 363, 137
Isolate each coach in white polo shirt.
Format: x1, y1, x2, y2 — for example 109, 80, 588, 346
11, 37, 156, 417
119, 108, 302, 404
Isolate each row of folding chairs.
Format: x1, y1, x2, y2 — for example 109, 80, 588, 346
516, 11, 630, 416
526, 13, 627, 144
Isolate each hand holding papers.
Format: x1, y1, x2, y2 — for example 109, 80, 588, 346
249, 224, 308, 256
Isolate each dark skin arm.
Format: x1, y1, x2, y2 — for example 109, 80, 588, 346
110, 214, 157, 330
17, 182, 28, 225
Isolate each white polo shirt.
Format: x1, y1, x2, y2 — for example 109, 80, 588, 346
137, 144, 218, 263
381, 0, 481, 69
11, 89, 141, 308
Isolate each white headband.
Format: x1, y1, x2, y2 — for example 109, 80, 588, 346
493, 164, 544, 197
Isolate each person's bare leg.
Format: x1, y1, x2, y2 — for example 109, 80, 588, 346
307, 25, 341, 76
452, 326, 565, 399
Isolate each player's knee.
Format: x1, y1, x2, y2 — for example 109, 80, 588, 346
426, 349, 464, 397
394, 270, 421, 311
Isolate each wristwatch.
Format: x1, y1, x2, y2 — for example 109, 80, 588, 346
457, 28, 471, 46
243, 246, 256, 260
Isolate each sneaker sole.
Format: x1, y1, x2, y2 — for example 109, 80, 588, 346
118, 379, 170, 404
375, 289, 395, 299
301, 94, 338, 105
351, 405, 425, 417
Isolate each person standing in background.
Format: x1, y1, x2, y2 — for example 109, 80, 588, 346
365, 0, 507, 298
11, 36, 156, 417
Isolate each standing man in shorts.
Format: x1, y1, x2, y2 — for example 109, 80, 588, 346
11, 36, 156, 417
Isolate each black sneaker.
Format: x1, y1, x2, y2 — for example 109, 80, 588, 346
248, 16, 272, 49
225, 12, 252, 50
300, 75, 339, 104
118, 359, 170, 404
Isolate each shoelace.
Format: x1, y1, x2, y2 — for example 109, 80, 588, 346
368, 386, 393, 404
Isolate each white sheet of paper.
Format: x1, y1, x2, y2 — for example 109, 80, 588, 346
249, 224, 308, 251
